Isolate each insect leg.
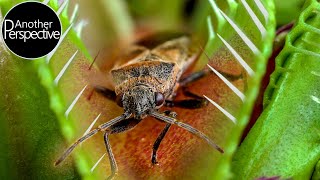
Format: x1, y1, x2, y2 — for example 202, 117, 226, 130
54, 113, 130, 166
163, 70, 210, 109
165, 87, 208, 109
151, 111, 176, 165
180, 68, 243, 87
152, 123, 171, 165
179, 69, 210, 87
174, 68, 243, 109
165, 99, 207, 109
104, 132, 116, 180
150, 111, 224, 153
94, 86, 117, 101
104, 117, 141, 179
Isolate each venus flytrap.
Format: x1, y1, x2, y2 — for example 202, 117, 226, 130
0, 0, 276, 179
195, 0, 275, 179
232, 0, 320, 179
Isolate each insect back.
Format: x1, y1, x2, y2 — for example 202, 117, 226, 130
111, 60, 176, 118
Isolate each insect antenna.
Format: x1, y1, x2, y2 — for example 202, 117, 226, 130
54, 112, 131, 166
150, 111, 224, 153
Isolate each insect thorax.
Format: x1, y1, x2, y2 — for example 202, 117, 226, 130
111, 60, 180, 98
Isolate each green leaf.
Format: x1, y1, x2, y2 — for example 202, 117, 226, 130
0, 11, 79, 180
275, 0, 305, 26
189, 0, 276, 179
232, 0, 320, 179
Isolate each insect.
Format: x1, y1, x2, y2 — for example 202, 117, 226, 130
54, 34, 224, 179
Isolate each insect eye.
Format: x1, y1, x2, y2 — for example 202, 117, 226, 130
155, 92, 164, 106
116, 94, 123, 107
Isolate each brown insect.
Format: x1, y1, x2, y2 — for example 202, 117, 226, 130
55, 34, 224, 179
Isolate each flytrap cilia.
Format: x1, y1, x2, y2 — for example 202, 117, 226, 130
55, 33, 224, 179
